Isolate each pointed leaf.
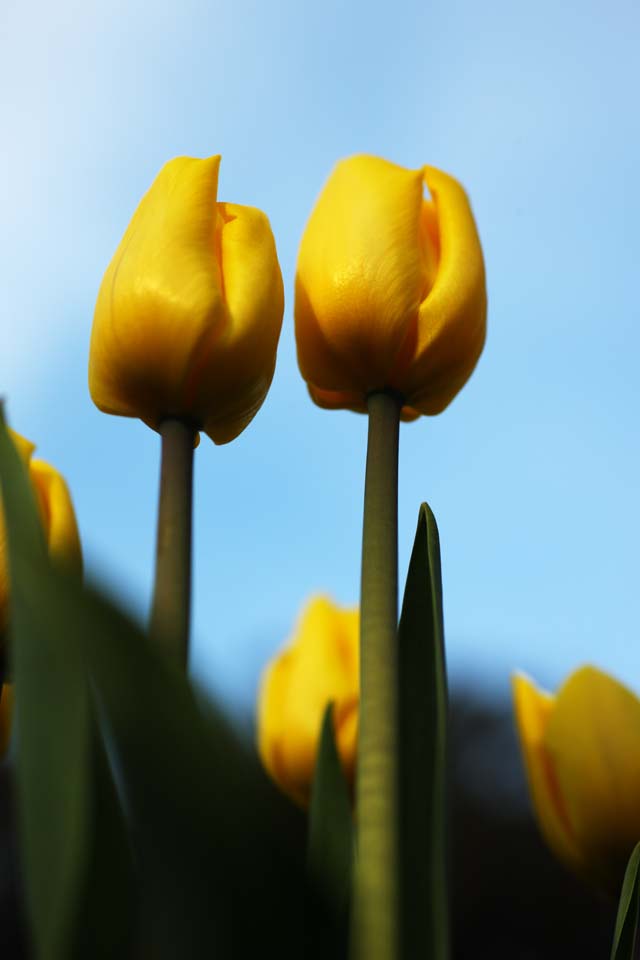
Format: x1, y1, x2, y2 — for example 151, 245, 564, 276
0, 409, 342, 958
397, 503, 449, 960
308, 703, 354, 912
33, 563, 336, 958
611, 842, 640, 960
0, 412, 91, 960
70, 724, 135, 959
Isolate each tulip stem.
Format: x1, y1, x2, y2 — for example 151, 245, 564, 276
353, 389, 402, 960
149, 418, 196, 670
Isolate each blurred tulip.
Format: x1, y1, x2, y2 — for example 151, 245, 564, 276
258, 595, 358, 807
89, 155, 284, 444
295, 154, 486, 418
513, 666, 640, 893
0, 430, 82, 641
0, 684, 12, 757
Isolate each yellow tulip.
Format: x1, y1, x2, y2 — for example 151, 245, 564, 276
0, 684, 13, 757
89, 155, 284, 444
257, 595, 359, 807
295, 154, 486, 418
513, 666, 640, 892
0, 430, 82, 641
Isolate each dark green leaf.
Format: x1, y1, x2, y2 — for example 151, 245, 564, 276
0, 408, 338, 957
397, 503, 449, 960
40, 567, 334, 958
0, 411, 92, 960
308, 702, 354, 913
611, 842, 640, 960
70, 723, 135, 959
0, 410, 48, 561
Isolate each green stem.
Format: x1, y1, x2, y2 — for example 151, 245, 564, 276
352, 389, 402, 960
149, 418, 196, 670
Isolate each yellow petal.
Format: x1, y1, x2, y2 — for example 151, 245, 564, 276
545, 666, 640, 889
0, 434, 82, 641
8, 429, 35, 465
295, 155, 425, 399
90, 156, 284, 444
196, 203, 284, 444
29, 460, 83, 575
397, 166, 487, 414
89, 156, 226, 428
0, 684, 13, 757
512, 673, 584, 871
257, 596, 359, 806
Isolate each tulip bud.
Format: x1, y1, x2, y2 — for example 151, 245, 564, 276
0, 430, 82, 642
89, 156, 285, 444
513, 667, 640, 893
257, 596, 359, 807
295, 154, 486, 417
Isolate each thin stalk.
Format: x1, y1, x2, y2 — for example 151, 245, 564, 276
149, 418, 196, 670
352, 389, 402, 960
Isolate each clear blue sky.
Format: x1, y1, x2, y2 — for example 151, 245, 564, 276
2, 0, 639, 715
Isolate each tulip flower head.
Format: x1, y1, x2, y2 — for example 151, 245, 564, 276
0, 430, 82, 643
295, 155, 486, 418
89, 155, 284, 444
513, 666, 640, 893
257, 595, 359, 807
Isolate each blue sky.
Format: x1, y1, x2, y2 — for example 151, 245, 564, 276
2, 0, 640, 715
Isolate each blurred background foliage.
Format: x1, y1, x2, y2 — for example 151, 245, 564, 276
0, 687, 616, 958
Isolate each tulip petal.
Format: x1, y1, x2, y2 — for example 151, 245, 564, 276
295, 154, 426, 399
8, 430, 35, 465
257, 596, 359, 806
545, 666, 640, 889
398, 166, 487, 414
89, 156, 226, 429
512, 672, 584, 871
29, 460, 82, 575
195, 202, 284, 444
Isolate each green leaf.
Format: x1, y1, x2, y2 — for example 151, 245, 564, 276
308, 702, 354, 913
0, 408, 338, 957
39, 567, 335, 958
70, 723, 135, 959
611, 842, 640, 960
397, 503, 449, 960
0, 411, 92, 960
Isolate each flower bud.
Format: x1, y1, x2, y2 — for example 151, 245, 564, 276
0, 430, 82, 641
89, 156, 284, 444
257, 595, 359, 807
295, 154, 486, 417
513, 666, 640, 893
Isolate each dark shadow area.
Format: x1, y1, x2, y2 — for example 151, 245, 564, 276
0, 685, 617, 958
0, 764, 28, 958
450, 687, 615, 959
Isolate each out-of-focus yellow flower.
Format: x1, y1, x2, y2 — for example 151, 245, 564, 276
0, 430, 82, 641
513, 666, 640, 892
89, 155, 284, 445
258, 595, 359, 807
0, 684, 13, 757
295, 154, 486, 418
